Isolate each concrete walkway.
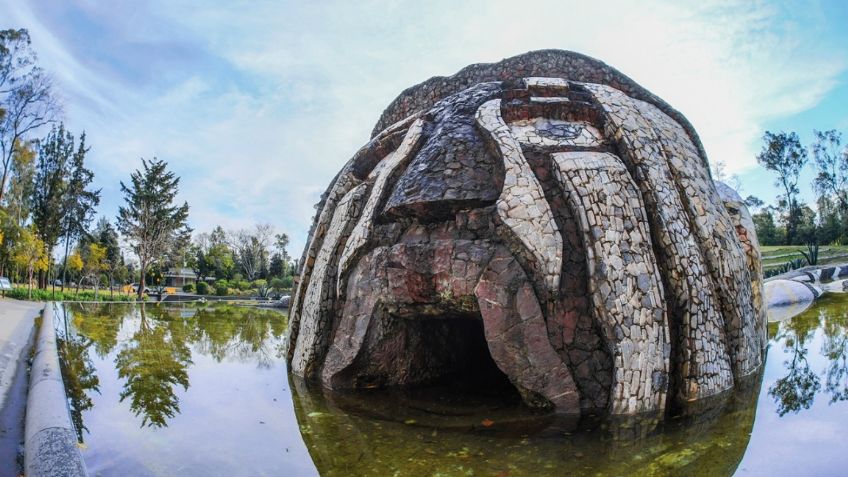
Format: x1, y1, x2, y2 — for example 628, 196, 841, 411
0, 300, 42, 477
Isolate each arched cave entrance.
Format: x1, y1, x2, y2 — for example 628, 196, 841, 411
334, 306, 522, 403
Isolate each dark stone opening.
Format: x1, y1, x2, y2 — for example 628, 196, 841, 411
340, 309, 520, 401
414, 317, 516, 394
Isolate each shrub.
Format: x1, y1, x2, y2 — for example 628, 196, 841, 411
216, 279, 230, 290
252, 279, 267, 289
270, 278, 286, 291
215, 284, 229, 296
5, 286, 137, 302
256, 283, 272, 299
195, 281, 209, 295
235, 280, 250, 291
801, 242, 819, 266
182, 283, 195, 293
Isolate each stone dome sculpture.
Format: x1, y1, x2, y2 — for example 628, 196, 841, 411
286, 50, 766, 415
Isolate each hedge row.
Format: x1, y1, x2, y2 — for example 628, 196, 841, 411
5, 287, 138, 302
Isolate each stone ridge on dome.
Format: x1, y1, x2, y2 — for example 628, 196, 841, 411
371, 49, 708, 170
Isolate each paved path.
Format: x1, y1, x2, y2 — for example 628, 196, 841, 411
0, 299, 42, 476
0, 300, 41, 408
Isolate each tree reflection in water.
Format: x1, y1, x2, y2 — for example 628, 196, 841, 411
115, 305, 193, 428
57, 307, 101, 442
822, 305, 848, 403
769, 296, 848, 415
61, 303, 287, 431
768, 310, 821, 416
71, 303, 124, 357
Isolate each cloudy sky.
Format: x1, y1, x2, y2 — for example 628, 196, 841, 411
3, 0, 847, 254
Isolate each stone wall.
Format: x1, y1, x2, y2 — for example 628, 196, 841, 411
287, 50, 765, 415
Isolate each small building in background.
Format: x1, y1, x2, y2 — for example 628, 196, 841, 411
164, 268, 197, 287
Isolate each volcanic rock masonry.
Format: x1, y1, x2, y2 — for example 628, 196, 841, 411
286, 50, 766, 415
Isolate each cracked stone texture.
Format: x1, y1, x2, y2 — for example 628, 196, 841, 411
716, 182, 768, 346
287, 50, 765, 416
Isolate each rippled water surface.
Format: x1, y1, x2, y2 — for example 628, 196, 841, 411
57, 298, 848, 476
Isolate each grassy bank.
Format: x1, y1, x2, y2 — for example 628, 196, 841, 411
4, 287, 139, 302
761, 245, 848, 274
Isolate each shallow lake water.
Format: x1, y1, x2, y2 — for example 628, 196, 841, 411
57, 297, 848, 476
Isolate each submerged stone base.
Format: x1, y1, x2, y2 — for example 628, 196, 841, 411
286, 50, 766, 415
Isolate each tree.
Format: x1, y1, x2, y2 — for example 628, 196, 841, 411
712, 160, 727, 183
192, 227, 232, 280
12, 226, 47, 298
0, 209, 21, 277
163, 230, 192, 273
275, 233, 290, 262
94, 217, 121, 297
269, 253, 285, 278
66, 250, 83, 285
810, 130, 848, 244
81, 242, 106, 299
209, 225, 227, 247
32, 124, 74, 288
811, 130, 847, 210
3, 139, 35, 226
0, 29, 59, 202
757, 131, 808, 244
59, 131, 100, 291
270, 277, 286, 293
0, 140, 35, 277
230, 224, 273, 281
116, 159, 190, 298
711, 160, 743, 192
753, 209, 782, 246
816, 196, 844, 245
744, 195, 764, 212
190, 242, 206, 281
205, 242, 234, 279
274, 232, 291, 277
796, 204, 818, 245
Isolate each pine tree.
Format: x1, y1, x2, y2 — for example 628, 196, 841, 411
116, 159, 190, 298
32, 124, 72, 287
59, 131, 100, 290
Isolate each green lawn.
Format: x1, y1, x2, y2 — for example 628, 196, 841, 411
761, 245, 848, 271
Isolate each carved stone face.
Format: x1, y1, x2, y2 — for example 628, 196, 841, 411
287, 50, 765, 415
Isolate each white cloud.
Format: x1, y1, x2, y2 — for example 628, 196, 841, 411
2, 0, 845, 255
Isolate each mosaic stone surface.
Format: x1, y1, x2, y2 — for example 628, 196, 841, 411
287, 50, 766, 415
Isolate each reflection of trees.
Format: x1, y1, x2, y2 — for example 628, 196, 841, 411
822, 306, 848, 403
71, 303, 125, 357
63, 303, 288, 428
769, 299, 848, 414
768, 310, 821, 416
192, 305, 286, 368
115, 305, 192, 428
57, 330, 100, 442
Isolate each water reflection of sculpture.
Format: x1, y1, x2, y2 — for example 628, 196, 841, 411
290, 370, 763, 476
60, 303, 287, 431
